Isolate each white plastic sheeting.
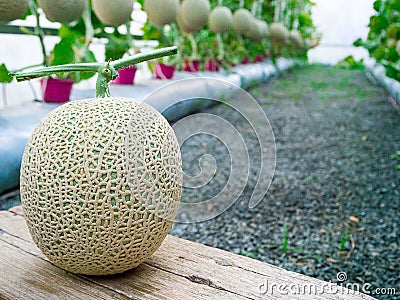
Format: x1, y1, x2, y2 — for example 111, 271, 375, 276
364, 58, 400, 107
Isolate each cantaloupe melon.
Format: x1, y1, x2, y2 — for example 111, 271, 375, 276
144, 0, 178, 26
270, 22, 289, 46
180, 0, 210, 32
259, 21, 269, 37
92, 0, 135, 26
245, 18, 263, 42
289, 30, 304, 49
0, 0, 28, 23
176, 5, 193, 33
247, 19, 269, 42
208, 6, 233, 34
37, 0, 87, 24
233, 9, 252, 35
20, 97, 182, 275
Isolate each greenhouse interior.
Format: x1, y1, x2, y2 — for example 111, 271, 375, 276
0, 0, 398, 299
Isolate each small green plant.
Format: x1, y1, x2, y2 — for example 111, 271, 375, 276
391, 151, 400, 170
301, 175, 318, 184
336, 55, 365, 70
338, 230, 352, 251
282, 219, 288, 253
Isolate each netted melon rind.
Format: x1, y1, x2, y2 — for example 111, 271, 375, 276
208, 6, 233, 34
0, 0, 28, 23
144, 0, 179, 26
37, 0, 87, 24
92, 0, 135, 26
20, 97, 182, 275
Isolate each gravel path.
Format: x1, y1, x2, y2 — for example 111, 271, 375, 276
172, 65, 399, 299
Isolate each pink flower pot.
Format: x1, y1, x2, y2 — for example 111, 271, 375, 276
182, 60, 200, 72
113, 66, 137, 85
253, 54, 263, 63
40, 78, 74, 103
154, 63, 175, 79
253, 54, 265, 63
241, 56, 250, 65
204, 59, 221, 72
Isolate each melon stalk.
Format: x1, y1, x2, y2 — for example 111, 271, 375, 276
15, 46, 178, 97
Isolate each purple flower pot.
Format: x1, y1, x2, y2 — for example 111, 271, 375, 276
182, 60, 200, 72
154, 63, 175, 79
241, 56, 250, 65
204, 59, 221, 72
113, 66, 137, 85
40, 78, 74, 103
253, 54, 265, 63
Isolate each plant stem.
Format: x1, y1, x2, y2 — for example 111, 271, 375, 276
216, 33, 225, 61
83, 0, 94, 46
112, 46, 177, 70
29, 0, 48, 66
126, 21, 134, 52
14, 46, 178, 97
188, 34, 198, 60
171, 23, 180, 65
96, 62, 118, 98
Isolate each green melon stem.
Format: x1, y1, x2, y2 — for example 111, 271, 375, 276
14, 46, 178, 98
83, 0, 94, 46
216, 33, 225, 61
188, 34, 198, 60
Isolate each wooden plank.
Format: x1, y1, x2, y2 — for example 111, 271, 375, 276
0, 207, 376, 300
0, 238, 125, 300
8, 205, 24, 216
0, 210, 245, 300
146, 236, 376, 300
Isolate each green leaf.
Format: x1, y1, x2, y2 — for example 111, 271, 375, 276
105, 35, 130, 60
0, 64, 13, 83
50, 37, 75, 66
373, 0, 383, 12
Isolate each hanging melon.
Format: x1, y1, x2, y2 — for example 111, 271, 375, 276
259, 21, 269, 37
144, 0, 179, 26
232, 9, 252, 35
208, 6, 233, 34
270, 22, 289, 46
92, 0, 135, 26
289, 30, 304, 49
176, 5, 194, 33
179, 0, 210, 32
246, 19, 268, 42
37, 0, 86, 24
20, 97, 182, 275
0, 0, 28, 23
